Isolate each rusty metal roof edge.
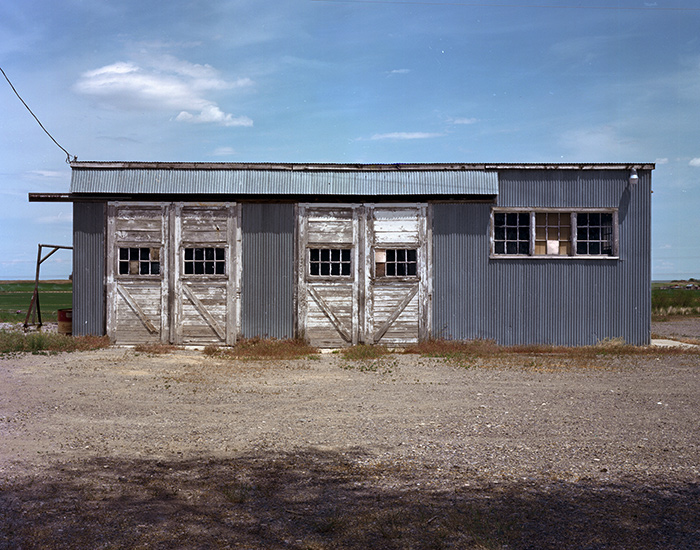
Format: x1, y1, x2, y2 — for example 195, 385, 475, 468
69, 161, 656, 171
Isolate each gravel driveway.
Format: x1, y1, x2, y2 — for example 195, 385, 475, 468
1, 329, 699, 549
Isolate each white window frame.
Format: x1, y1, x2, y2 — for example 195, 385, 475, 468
490, 208, 619, 259
306, 246, 354, 280
182, 245, 228, 278
117, 245, 164, 278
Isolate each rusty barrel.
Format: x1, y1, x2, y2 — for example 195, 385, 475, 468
57, 308, 72, 335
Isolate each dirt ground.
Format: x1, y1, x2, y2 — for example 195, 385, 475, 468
1, 321, 700, 549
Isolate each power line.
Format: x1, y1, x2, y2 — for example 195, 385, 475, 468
312, 0, 700, 10
1, 66, 76, 163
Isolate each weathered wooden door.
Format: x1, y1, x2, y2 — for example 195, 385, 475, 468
297, 205, 361, 347
365, 205, 429, 345
107, 203, 169, 344
172, 203, 238, 345
107, 202, 239, 345
298, 203, 429, 346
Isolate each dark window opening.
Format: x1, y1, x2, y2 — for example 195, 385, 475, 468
375, 248, 418, 278
576, 213, 614, 256
118, 247, 161, 276
184, 247, 226, 276
494, 212, 530, 255
309, 248, 352, 277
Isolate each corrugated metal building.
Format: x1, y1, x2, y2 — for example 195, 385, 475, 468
32, 161, 653, 346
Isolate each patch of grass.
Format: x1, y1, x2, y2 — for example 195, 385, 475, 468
204, 337, 319, 360
0, 330, 110, 355
0, 280, 72, 323
133, 342, 180, 354
339, 344, 391, 361
339, 345, 397, 373
652, 287, 700, 316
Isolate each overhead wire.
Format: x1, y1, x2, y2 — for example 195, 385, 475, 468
1, 66, 76, 163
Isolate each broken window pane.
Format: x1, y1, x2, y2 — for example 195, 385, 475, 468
375, 248, 418, 278
118, 247, 161, 276
534, 212, 571, 256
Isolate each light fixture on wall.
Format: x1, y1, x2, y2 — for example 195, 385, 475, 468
629, 168, 639, 186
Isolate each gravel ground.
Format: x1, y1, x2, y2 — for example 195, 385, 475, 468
652, 317, 700, 341
1, 323, 700, 549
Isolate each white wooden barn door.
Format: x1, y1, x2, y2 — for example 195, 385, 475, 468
107, 202, 239, 345
298, 203, 429, 347
297, 205, 361, 347
365, 205, 429, 345
172, 203, 238, 346
107, 203, 169, 344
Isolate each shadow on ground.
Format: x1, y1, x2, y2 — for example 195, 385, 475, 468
1, 448, 698, 549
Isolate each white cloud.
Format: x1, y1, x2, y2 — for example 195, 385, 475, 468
211, 146, 238, 157
388, 69, 410, 75
452, 117, 478, 125
176, 106, 253, 127
74, 56, 253, 127
655, 158, 669, 165
370, 132, 443, 140
689, 158, 700, 167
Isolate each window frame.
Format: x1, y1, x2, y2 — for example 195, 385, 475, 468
373, 247, 420, 280
116, 245, 163, 278
306, 246, 354, 280
490, 207, 619, 259
181, 245, 228, 278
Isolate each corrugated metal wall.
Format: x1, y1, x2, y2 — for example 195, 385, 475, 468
432, 170, 651, 345
241, 203, 295, 339
72, 202, 105, 336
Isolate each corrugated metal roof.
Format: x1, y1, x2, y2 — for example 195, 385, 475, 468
71, 168, 498, 195
70, 165, 499, 195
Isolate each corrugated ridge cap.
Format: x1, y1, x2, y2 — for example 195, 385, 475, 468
70, 161, 655, 171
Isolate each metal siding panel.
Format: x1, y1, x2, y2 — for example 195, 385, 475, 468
241, 203, 294, 339
432, 203, 491, 340
70, 169, 498, 196
433, 169, 651, 345
72, 202, 105, 336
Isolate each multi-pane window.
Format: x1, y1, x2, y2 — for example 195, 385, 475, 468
492, 210, 617, 257
535, 212, 571, 256
119, 247, 161, 275
493, 212, 530, 255
184, 247, 226, 275
375, 249, 417, 277
577, 213, 614, 255
309, 248, 352, 276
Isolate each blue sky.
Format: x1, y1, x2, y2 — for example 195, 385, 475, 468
1, 0, 699, 280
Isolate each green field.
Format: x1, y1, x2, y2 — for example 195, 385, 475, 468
652, 279, 700, 316
0, 280, 72, 323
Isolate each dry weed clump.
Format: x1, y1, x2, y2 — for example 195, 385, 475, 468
203, 337, 319, 360
403, 337, 699, 371
339, 344, 391, 361
0, 331, 110, 355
